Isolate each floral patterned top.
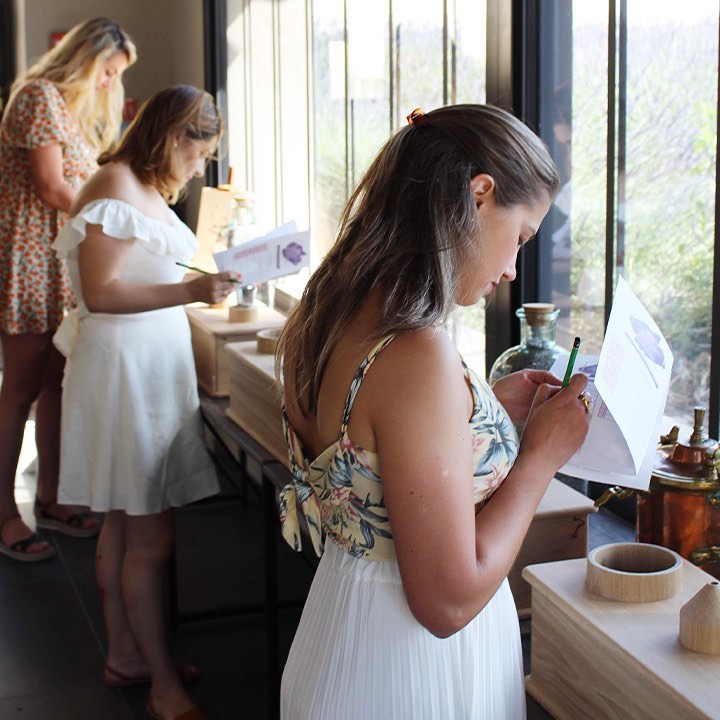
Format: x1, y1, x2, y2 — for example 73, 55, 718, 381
0, 79, 98, 334
279, 335, 520, 561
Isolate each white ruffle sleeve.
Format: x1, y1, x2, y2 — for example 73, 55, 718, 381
52, 197, 198, 261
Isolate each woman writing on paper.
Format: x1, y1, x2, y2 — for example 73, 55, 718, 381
276, 104, 591, 718
53, 85, 237, 720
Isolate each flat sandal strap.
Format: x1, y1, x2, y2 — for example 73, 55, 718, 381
10, 533, 43, 553
65, 513, 91, 529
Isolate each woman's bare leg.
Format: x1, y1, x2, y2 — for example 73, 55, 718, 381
32, 338, 99, 533
33, 340, 64, 505
0, 332, 52, 553
123, 510, 197, 718
97, 510, 145, 674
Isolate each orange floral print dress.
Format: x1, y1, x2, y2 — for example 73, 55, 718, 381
0, 79, 97, 335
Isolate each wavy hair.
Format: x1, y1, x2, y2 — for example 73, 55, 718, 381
278, 104, 560, 416
13, 17, 136, 153
99, 85, 222, 204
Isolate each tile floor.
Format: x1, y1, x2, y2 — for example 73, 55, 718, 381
0, 418, 635, 720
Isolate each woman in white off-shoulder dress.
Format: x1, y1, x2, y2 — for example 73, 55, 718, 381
53, 86, 237, 720
276, 105, 592, 719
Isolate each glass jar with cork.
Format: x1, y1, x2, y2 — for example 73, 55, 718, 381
488, 303, 569, 384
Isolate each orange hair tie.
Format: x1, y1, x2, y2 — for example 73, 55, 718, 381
407, 108, 427, 126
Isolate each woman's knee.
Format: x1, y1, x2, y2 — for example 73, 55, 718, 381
0, 333, 56, 402
125, 539, 174, 566
124, 513, 176, 564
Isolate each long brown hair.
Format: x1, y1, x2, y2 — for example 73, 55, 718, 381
278, 104, 559, 417
13, 17, 136, 153
100, 85, 222, 204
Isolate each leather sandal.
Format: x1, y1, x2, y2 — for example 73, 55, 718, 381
104, 662, 200, 687
34, 498, 100, 538
0, 513, 55, 562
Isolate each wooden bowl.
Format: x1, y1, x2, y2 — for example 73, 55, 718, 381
586, 542, 683, 602
256, 327, 281, 354
228, 305, 260, 323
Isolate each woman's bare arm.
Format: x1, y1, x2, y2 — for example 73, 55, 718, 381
78, 224, 237, 313
28, 144, 75, 212
370, 329, 589, 638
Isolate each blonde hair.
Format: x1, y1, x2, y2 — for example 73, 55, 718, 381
100, 85, 222, 204
12, 17, 136, 153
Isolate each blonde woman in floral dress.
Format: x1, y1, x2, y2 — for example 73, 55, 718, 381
0, 18, 135, 561
277, 105, 592, 719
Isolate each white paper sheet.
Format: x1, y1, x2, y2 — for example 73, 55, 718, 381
212, 221, 310, 286
550, 277, 673, 490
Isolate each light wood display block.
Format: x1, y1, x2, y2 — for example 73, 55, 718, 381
509, 480, 597, 618
523, 557, 720, 720
225, 340, 287, 466
186, 306, 285, 397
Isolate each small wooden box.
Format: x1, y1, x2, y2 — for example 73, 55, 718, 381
186, 306, 285, 397
225, 340, 287, 465
509, 479, 597, 618
523, 557, 720, 720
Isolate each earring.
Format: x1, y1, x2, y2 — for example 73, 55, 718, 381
173, 141, 178, 148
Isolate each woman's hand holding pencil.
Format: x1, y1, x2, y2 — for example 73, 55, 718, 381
176, 261, 241, 283
561, 337, 591, 413
176, 262, 241, 305
519, 371, 592, 473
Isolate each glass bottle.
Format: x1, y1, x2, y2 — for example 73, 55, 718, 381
216, 191, 259, 306
488, 303, 569, 385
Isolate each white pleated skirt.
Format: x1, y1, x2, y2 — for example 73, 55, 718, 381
281, 540, 526, 720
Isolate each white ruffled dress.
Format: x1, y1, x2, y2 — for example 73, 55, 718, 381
52, 198, 219, 515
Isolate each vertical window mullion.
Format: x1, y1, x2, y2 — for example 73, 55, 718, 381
442, 0, 449, 105
306, 0, 315, 232
710, 11, 720, 439
273, 0, 282, 225
604, 0, 617, 330
203, 0, 229, 186
244, 0, 254, 192
343, 0, 351, 200
615, 0, 627, 287
388, 0, 395, 133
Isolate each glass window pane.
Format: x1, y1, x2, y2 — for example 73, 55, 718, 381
623, 0, 717, 429
346, 0, 390, 186
449, 0, 487, 375
542, 1, 718, 432
542, 3, 610, 361
225, 0, 491, 337
310, 0, 347, 261
227, 1, 249, 190
393, 0, 444, 119
454, 0, 486, 104
278, 0, 311, 231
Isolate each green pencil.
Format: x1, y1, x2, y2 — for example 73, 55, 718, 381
562, 336, 581, 387
175, 261, 240, 283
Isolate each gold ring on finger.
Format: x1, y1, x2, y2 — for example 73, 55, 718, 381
578, 392, 591, 414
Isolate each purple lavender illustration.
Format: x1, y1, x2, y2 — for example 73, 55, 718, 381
630, 316, 665, 368
282, 241, 306, 265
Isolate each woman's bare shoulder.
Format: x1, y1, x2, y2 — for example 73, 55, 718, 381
70, 162, 141, 215
376, 326, 464, 380
353, 325, 470, 431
